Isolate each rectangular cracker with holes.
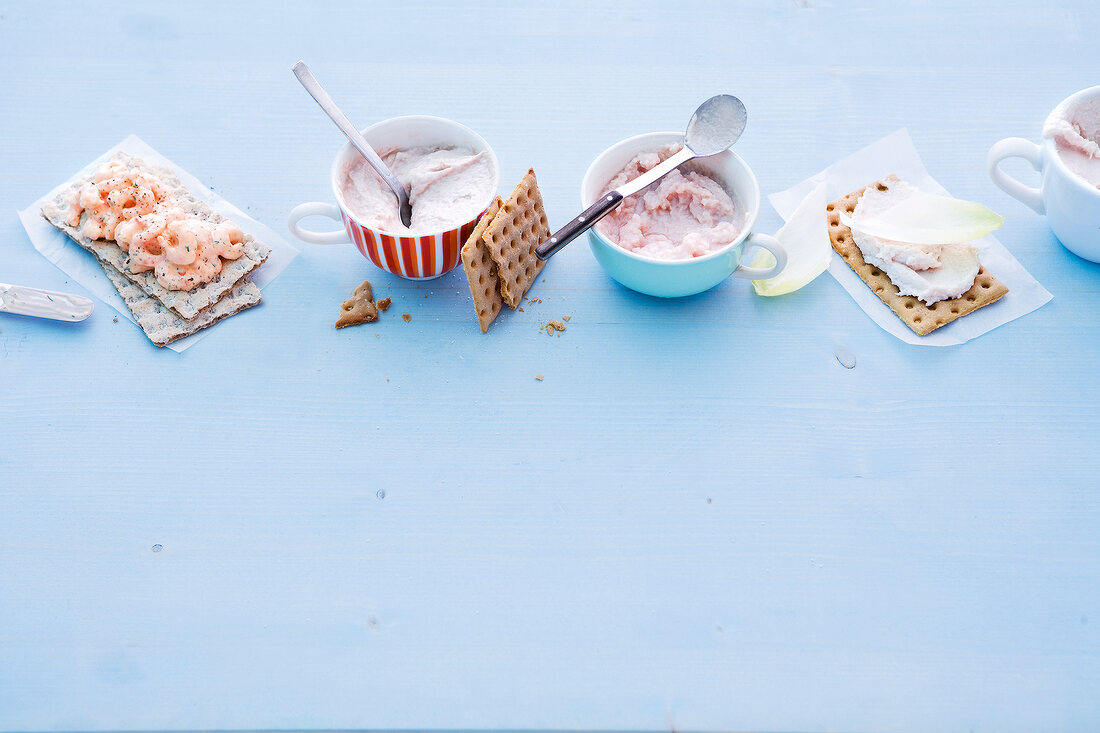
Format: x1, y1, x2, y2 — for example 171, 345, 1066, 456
828, 177, 1009, 336
461, 197, 504, 333
482, 168, 550, 310
40, 151, 270, 320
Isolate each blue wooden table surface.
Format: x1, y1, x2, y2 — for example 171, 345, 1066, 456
2, 2, 1098, 732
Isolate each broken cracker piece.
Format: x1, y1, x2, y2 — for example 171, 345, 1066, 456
335, 280, 378, 329
461, 197, 505, 333
402, 313, 411, 323
544, 319, 566, 336
376, 297, 391, 312
483, 169, 550, 309
828, 177, 1009, 336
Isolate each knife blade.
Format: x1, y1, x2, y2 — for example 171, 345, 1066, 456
0, 283, 93, 321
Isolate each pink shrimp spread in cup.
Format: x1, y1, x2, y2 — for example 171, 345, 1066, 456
596, 144, 747, 260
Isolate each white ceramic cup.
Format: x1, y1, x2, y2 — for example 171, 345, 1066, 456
988, 85, 1100, 262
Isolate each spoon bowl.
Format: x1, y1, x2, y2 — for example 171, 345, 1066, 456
685, 94, 748, 156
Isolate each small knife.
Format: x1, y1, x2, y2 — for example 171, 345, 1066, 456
0, 283, 93, 321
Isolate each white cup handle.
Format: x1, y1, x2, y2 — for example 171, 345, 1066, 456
287, 202, 350, 245
988, 138, 1046, 215
732, 233, 787, 280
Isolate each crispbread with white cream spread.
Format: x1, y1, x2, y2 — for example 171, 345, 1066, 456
829, 177, 1008, 335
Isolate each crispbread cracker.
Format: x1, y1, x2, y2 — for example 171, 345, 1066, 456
99, 260, 261, 346
829, 177, 1009, 336
335, 280, 378, 328
40, 151, 270, 320
461, 197, 504, 333
482, 169, 549, 309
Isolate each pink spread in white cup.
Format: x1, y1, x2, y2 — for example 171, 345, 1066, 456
288, 115, 499, 280
988, 85, 1100, 263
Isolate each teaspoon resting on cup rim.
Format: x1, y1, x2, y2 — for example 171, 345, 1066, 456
292, 61, 414, 229
535, 94, 748, 260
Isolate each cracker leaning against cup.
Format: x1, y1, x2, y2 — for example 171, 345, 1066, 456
461, 170, 550, 333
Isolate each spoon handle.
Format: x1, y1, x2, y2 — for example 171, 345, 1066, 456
535, 147, 697, 260
536, 191, 623, 261
292, 62, 412, 224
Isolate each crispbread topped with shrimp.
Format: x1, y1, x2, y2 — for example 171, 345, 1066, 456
41, 152, 270, 320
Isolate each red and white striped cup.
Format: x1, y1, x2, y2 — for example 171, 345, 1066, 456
288, 115, 499, 280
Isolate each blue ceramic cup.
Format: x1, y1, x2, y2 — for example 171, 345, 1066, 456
582, 131, 786, 297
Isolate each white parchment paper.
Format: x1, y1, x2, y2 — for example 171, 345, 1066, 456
17, 135, 299, 352
768, 128, 1051, 346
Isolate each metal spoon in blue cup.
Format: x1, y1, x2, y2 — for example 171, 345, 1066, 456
535, 94, 748, 260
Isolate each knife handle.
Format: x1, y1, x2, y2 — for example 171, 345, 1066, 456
536, 191, 623, 261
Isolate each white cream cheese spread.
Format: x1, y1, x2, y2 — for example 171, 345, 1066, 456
850, 180, 981, 305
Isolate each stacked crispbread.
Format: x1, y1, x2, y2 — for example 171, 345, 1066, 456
461, 168, 550, 332
41, 152, 270, 346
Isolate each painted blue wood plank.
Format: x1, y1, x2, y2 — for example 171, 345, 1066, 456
1, 1, 1099, 732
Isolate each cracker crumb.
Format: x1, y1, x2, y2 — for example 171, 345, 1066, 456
518, 307, 524, 312
544, 319, 566, 336
376, 297, 391, 312
562, 315, 571, 322
402, 313, 411, 323
535, 374, 544, 381
112, 316, 118, 323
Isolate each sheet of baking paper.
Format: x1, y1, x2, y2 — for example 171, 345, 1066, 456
767, 128, 1051, 346
18, 135, 299, 352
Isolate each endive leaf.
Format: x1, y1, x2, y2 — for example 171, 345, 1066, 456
752, 182, 831, 297
841, 189, 1004, 245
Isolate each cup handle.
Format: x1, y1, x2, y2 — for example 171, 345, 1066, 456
732, 233, 787, 280
988, 138, 1045, 215
287, 202, 350, 244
